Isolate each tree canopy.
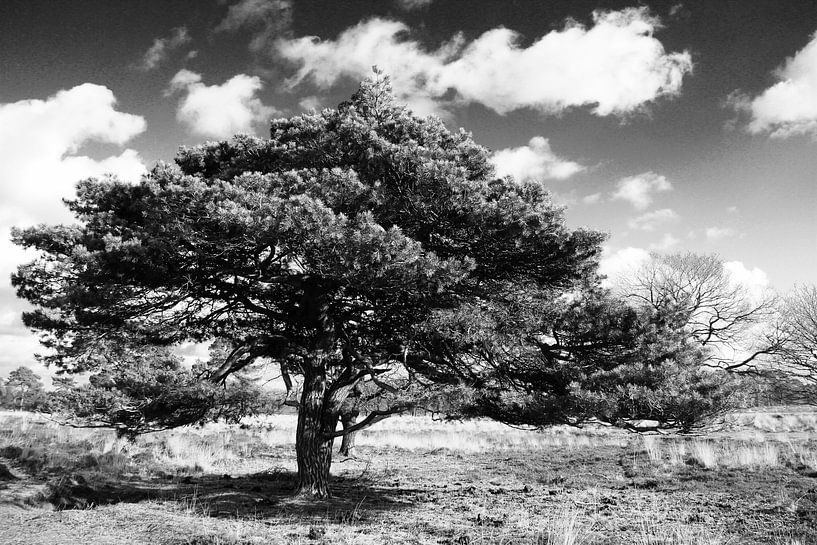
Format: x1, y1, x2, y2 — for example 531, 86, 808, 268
12, 75, 605, 496
443, 283, 739, 433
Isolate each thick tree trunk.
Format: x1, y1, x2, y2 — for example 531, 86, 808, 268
338, 412, 358, 457
294, 366, 337, 498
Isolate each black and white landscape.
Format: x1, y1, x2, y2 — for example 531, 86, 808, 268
0, 1, 815, 544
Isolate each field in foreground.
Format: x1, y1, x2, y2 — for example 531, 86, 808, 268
1, 410, 816, 545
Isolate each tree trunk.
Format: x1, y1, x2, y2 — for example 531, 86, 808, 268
294, 365, 337, 498
339, 412, 358, 457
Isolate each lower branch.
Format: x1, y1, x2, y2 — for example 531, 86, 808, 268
322, 404, 414, 439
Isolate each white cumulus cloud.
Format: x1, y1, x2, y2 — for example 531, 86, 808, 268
0, 83, 146, 226
627, 208, 679, 231
724, 261, 770, 302
277, 8, 692, 118
169, 70, 276, 138
491, 137, 584, 182
0, 84, 147, 377
736, 31, 817, 138
598, 246, 652, 288
277, 18, 455, 117
612, 171, 672, 209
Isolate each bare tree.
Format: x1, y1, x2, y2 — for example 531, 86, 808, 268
623, 253, 780, 372
779, 284, 817, 387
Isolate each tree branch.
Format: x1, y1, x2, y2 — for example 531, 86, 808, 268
322, 404, 413, 438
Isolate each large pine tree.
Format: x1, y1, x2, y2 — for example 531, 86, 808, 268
12, 75, 604, 496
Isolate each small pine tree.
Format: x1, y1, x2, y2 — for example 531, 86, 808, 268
5, 366, 47, 412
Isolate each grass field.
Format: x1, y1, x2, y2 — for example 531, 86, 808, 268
1, 409, 816, 544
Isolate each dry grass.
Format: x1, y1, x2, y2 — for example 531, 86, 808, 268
689, 440, 719, 469
1, 408, 816, 545
541, 507, 594, 545
232, 414, 627, 453
355, 416, 626, 452
634, 517, 728, 545
639, 435, 799, 471
153, 432, 239, 473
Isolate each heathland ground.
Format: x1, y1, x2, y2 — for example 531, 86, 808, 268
1, 409, 816, 545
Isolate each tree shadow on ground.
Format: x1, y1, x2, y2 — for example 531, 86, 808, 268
29, 467, 422, 519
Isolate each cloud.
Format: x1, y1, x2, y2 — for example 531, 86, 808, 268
0, 233, 47, 378
0, 83, 146, 227
582, 192, 602, 205
0, 84, 146, 375
138, 27, 191, 71
627, 208, 679, 231
733, 31, 817, 138
216, 0, 292, 53
598, 246, 651, 288
612, 171, 672, 209
491, 137, 584, 182
724, 260, 769, 302
705, 226, 737, 240
277, 18, 456, 117
168, 70, 276, 138
649, 233, 680, 251
395, 0, 434, 10
277, 8, 692, 117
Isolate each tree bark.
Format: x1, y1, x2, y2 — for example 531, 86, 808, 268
294, 364, 337, 498
338, 412, 359, 457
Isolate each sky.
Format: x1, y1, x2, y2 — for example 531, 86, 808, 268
0, 0, 816, 383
